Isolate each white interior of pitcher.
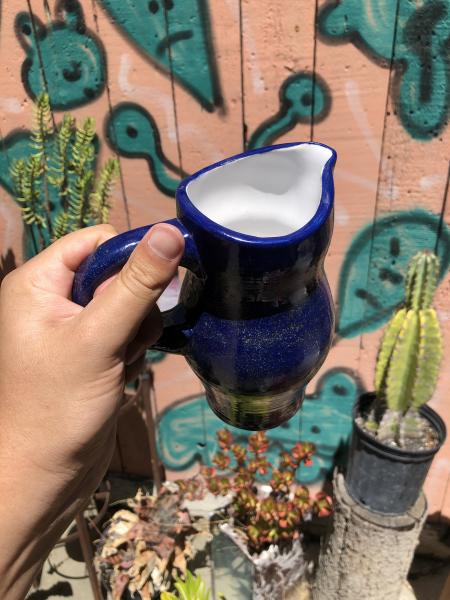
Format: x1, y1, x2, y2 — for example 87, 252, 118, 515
186, 144, 333, 237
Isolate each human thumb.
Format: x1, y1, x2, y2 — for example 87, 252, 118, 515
79, 223, 184, 352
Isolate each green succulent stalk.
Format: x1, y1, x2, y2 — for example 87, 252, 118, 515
10, 93, 119, 255
11, 156, 47, 254
370, 251, 443, 446
89, 157, 120, 224
31, 93, 54, 236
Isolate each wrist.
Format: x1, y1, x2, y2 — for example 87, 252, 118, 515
0, 442, 84, 599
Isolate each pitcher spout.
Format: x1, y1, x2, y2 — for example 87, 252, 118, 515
183, 141, 335, 240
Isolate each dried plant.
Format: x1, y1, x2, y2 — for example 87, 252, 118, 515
177, 430, 332, 555
96, 487, 205, 600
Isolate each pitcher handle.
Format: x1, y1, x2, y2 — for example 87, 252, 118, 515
72, 218, 203, 355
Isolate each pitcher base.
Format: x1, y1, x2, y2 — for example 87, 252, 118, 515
204, 384, 305, 431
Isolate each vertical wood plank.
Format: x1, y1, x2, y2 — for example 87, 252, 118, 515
94, 0, 182, 229
311, 0, 394, 391
165, 0, 243, 173
240, 0, 316, 149
157, 0, 243, 480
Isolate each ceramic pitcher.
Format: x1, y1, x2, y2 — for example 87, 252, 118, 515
73, 142, 336, 430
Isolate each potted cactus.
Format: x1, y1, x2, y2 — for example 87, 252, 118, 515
177, 429, 332, 600
345, 250, 446, 514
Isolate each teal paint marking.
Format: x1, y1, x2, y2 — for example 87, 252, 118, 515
319, 0, 450, 140
337, 209, 450, 339
99, 0, 221, 111
146, 350, 167, 364
16, 0, 106, 110
0, 128, 98, 258
157, 369, 361, 485
106, 80, 330, 196
106, 103, 184, 197
248, 73, 331, 150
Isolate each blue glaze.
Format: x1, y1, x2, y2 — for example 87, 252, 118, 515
72, 219, 203, 306
72, 142, 336, 430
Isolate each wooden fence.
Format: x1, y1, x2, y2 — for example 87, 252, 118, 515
0, 0, 449, 517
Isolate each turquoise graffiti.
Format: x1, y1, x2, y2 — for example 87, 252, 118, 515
247, 73, 331, 150
99, 0, 221, 111
106, 103, 184, 197
157, 369, 361, 484
106, 76, 331, 197
147, 350, 167, 364
16, 1, 106, 110
319, 0, 450, 140
0, 128, 98, 258
337, 209, 450, 339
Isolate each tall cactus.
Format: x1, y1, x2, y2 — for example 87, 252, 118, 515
370, 251, 443, 446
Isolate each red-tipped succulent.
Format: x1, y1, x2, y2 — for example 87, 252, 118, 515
202, 429, 333, 554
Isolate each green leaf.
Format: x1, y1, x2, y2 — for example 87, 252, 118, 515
49, 113, 75, 198
89, 157, 119, 224
173, 571, 210, 600
52, 211, 70, 241
30, 92, 52, 167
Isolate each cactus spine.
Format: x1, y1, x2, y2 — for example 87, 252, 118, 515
371, 251, 443, 446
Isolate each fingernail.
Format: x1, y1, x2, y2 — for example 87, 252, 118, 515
147, 225, 184, 260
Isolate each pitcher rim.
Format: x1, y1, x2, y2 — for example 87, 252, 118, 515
176, 141, 336, 246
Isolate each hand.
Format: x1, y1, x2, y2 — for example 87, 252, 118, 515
0, 223, 184, 599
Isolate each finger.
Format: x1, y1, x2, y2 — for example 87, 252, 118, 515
93, 274, 117, 297
21, 225, 118, 298
125, 306, 163, 365
79, 223, 184, 352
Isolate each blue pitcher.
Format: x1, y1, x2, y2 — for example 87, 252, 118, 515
73, 142, 336, 430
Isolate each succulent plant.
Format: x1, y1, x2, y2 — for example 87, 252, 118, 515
10, 92, 119, 257
95, 487, 205, 600
177, 430, 332, 555
364, 250, 443, 447
161, 571, 211, 600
